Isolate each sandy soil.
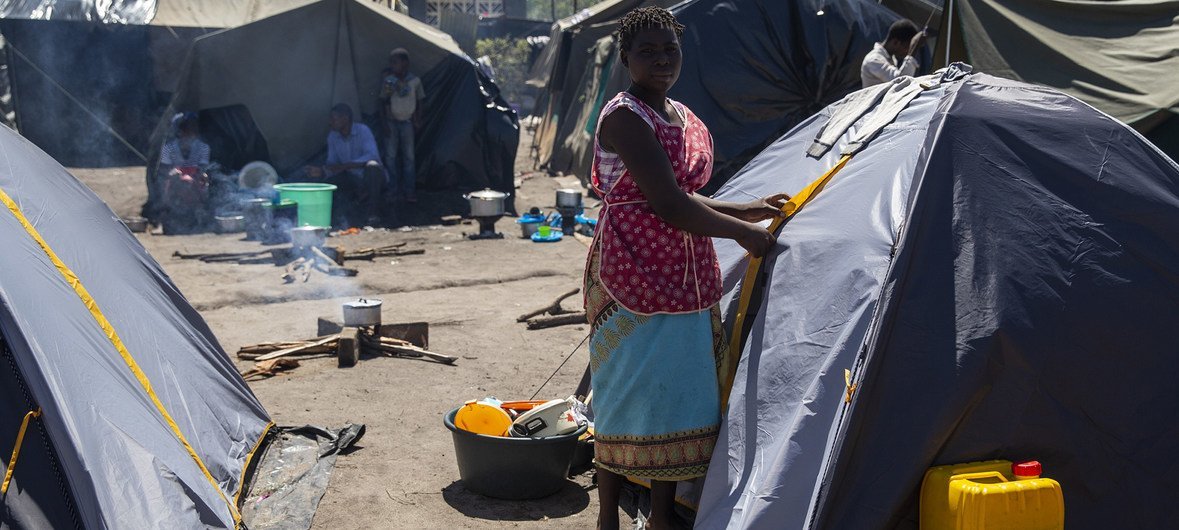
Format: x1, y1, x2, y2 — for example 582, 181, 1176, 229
72, 130, 617, 528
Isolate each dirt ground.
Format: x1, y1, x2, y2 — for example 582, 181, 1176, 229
72, 130, 618, 528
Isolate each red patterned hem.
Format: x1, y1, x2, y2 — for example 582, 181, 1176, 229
594, 427, 718, 480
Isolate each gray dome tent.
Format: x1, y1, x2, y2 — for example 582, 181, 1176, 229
698, 67, 1179, 528
0, 126, 271, 527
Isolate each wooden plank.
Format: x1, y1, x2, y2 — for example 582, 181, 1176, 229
337, 327, 360, 368
255, 335, 337, 361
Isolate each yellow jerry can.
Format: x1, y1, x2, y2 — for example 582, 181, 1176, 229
920, 460, 1064, 530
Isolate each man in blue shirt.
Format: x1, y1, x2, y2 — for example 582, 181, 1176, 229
305, 103, 385, 227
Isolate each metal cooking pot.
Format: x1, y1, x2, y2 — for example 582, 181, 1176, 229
289, 226, 327, 248
555, 189, 583, 209
343, 298, 382, 327
243, 198, 271, 240
215, 214, 245, 233
464, 188, 509, 217
122, 216, 148, 233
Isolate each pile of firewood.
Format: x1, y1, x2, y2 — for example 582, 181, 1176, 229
236, 329, 457, 379
517, 288, 587, 330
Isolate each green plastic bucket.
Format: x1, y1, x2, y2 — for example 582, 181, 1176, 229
273, 183, 336, 227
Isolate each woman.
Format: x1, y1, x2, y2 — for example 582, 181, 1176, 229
158, 113, 212, 234
585, 7, 788, 530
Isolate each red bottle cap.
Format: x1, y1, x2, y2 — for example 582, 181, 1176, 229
1012, 460, 1042, 478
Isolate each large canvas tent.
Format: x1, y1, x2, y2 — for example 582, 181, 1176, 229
539, 0, 905, 191
0, 0, 317, 166
934, 0, 1179, 160
151, 0, 518, 197
697, 67, 1179, 528
0, 125, 272, 527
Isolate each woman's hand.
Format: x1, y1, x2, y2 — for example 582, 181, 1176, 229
734, 193, 791, 223
735, 222, 777, 258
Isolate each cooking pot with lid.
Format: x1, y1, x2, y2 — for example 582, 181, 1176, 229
464, 188, 509, 217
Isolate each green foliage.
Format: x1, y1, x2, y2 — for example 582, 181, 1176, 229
474, 38, 533, 107
527, 0, 592, 21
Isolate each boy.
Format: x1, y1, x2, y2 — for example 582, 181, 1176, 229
380, 48, 425, 203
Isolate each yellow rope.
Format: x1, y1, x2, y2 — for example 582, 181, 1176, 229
0, 188, 241, 525
720, 154, 853, 411
2, 408, 41, 498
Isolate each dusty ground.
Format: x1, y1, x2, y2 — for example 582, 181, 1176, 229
72, 130, 619, 528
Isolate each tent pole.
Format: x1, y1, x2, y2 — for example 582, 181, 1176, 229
944, 0, 954, 66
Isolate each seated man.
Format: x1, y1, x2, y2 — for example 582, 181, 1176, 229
861, 19, 927, 88
305, 103, 385, 228
158, 112, 212, 234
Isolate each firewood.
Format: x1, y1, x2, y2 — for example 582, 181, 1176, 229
255, 335, 338, 361
526, 312, 588, 330
517, 288, 580, 322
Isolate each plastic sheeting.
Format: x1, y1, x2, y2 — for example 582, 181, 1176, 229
541, 0, 903, 190
150, 0, 518, 209
0, 122, 271, 527
697, 70, 1179, 529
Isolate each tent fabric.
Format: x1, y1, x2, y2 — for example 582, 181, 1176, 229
947, 0, 1179, 132
538, 0, 903, 191
697, 70, 1179, 529
0, 0, 154, 23
0, 125, 271, 527
154, 0, 518, 196
149, 0, 318, 28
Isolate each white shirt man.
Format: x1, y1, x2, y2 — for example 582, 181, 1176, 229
861, 20, 926, 88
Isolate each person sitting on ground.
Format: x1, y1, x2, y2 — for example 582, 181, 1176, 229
158, 112, 212, 234
304, 103, 385, 228
586, 7, 788, 530
861, 19, 927, 87
379, 48, 425, 203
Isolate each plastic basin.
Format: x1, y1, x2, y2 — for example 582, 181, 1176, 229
444, 407, 587, 500
273, 183, 336, 227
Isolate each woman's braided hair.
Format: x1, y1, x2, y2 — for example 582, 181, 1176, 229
617, 6, 684, 52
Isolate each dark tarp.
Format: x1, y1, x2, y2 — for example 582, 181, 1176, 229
0, 0, 153, 23
150, 0, 518, 204
542, 0, 904, 192
0, 120, 271, 528
698, 70, 1179, 529
936, 0, 1179, 159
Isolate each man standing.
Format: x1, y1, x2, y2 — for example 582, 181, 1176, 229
380, 48, 425, 203
305, 104, 384, 227
861, 20, 927, 88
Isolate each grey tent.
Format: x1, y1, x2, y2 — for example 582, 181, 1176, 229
0, 126, 271, 527
696, 66, 1179, 528
540, 0, 904, 191
151, 0, 518, 200
934, 0, 1179, 160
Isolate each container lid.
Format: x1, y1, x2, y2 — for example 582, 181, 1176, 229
1012, 460, 1041, 477
344, 299, 382, 309
555, 188, 582, 196
468, 188, 508, 200
239, 161, 278, 189
517, 213, 547, 224
455, 400, 512, 436
262, 199, 297, 208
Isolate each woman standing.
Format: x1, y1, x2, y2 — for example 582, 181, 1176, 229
585, 7, 788, 530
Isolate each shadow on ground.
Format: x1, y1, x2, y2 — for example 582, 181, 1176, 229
442, 479, 592, 521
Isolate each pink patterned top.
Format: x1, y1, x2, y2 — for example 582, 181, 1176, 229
586, 92, 722, 315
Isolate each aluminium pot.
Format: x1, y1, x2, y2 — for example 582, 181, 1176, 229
464, 188, 509, 217
343, 299, 382, 327
215, 214, 245, 233
289, 226, 327, 248
555, 189, 583, 209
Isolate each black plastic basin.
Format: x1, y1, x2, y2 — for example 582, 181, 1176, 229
444, 407, 588, 500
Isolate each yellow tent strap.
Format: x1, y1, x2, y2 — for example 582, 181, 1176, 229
720, 154, 853, 410
0, 188, 242, 525
2, 408, 41, 498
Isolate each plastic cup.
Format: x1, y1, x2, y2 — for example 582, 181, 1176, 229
538, 225, 551, 237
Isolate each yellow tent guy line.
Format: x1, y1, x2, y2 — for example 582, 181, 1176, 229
0, 188, 242, 525
2, 408, 41, 497
720, 154, 853, 411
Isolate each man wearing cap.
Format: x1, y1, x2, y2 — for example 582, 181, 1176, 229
379, 48, 426, 203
